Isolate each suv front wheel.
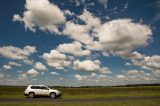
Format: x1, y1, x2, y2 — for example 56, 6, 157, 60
28, 92, 35, 98
50, 92, 56, 99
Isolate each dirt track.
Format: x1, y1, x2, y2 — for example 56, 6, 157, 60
0, 96, 160, 103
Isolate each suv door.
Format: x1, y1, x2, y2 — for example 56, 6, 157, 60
40, 86, 50, 96
31, 86, 41, 95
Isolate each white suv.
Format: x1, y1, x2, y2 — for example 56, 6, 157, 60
24, 85, 62, 99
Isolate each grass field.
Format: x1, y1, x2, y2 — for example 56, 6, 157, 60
0, 86, 160, 99
0, 86, 160, 106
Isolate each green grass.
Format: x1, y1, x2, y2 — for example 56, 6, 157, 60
0, 86, 160, 99
0, 99, 159, 106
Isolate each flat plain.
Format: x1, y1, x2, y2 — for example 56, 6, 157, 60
0, 86, 160, 106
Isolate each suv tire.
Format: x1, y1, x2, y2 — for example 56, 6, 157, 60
28, 92, 35, 98
50, 92, 56, 99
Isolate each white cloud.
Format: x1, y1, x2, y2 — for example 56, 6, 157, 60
100, 67, 111, 74
57, 41, 91, 56
79, 9, 101, 28
18, 74, 27, 80
42, 50, 71, 69
75, 73, 107, 82
27, 68, 38, 77
73, 60, 101, 71
75, 74, 87, 81
96, 19, 152, 53
153, 70, 160, 78
116, 75, 125, 79
13, 0, 66, 33
34, 62, 48, 71
0, 74, 4, 78
8, 61, 22, 66
126, 70, 139, 74
50, 72, 59, 75
63, 21, 93, 44
132, 55, 160, 71
13, 14, 22, 22
63, 9, 101, 44
3, 65, 12, 70
0, 45, 36, 64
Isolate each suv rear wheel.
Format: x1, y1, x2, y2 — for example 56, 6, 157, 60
28, 92, 35, 98
50, 92, 56, 99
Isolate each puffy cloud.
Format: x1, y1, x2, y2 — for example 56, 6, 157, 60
63, 21, 93, 44
79, 9, 101, 28
18, 74, 27, 80
13, 0, 66, 33
8, 62, 22, 67
73, 59, 111, 73
126, 70, 139, 74
13, 14, 22, 22
73, 60, 101, 71
63, 9, 101, 44
50, 72, 59, 75
153, 70, 160, 78
100, 67, 111, 74
42, 50, 71, 69
114, 51, 146, 59
56, 41, 91, 56
34, 62, 48, 71
27, 68, 38, 77
116, 75, 125, 79
86, 41, 103, 51
96, 19, 152, 53
132, 55, 160, 71
3, 65, 12, 70
75, 73, 106, 82
75, 74, 87, 81
0, 45, 36, 64
0, 74, 4, 78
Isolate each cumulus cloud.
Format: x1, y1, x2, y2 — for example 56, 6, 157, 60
3, 65, 11, 70
73, 60, 101, 71
75, 74, 87, 81
75, 73, 106, 82
0, 74, 4, 78
34, 62, 48, 71
27, 68, 38, 77
56, 41, 91, 56
18, 74, 27, 80
63, 21, 93, 44
42, 50, 71, 69
50, 72, 59, 75
79, 9, 101, 28
153, 70, 160, 78
100, 67, 111, 74
63, 9, 101, 44
0, 45, 36, 64
96, 19, 152, 54
8, 61, 22, 67
116, 75, 125, 79
132, 55, 160, 71
13, 0, 66, 33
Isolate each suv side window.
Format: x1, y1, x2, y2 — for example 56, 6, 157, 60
31, 86, 41, 89
40, 86, 48, 90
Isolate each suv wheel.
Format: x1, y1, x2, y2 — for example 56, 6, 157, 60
28, 92, 35, 98
50, 92, 56, 99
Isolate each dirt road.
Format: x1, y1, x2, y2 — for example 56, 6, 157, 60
0, 96, 160, 103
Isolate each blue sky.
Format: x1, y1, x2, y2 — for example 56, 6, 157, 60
0, 0, 160, 86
